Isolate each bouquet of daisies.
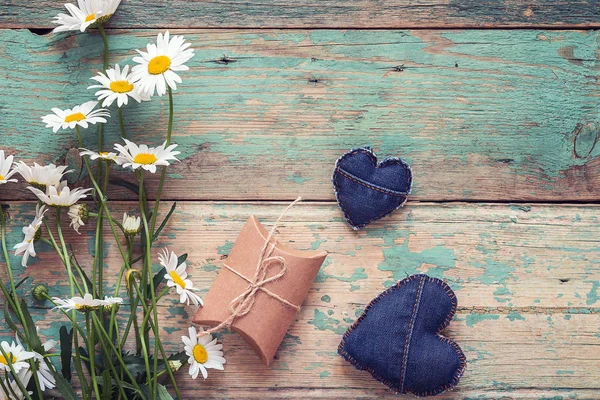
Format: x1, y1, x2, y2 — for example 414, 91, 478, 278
0, 1, 225, 399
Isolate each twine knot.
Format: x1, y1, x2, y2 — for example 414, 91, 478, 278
198, 198, 302, 337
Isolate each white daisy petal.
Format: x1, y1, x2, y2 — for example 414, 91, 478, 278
113, 138, 179, 174
88, 64, 150, 108
52, 0, 121, 33
131, 31, 194, 97
182, 326, 226, 380
42, 101, 109, 132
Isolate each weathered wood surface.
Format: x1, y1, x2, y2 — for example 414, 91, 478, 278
1, 1, 600, 29
1, 29, 600, 202
1, 202, 599, 398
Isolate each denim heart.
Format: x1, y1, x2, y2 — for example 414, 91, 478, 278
332, 148, 412, 230
338, 274, 466, 397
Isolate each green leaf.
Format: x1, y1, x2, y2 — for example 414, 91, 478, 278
52, 370, 78, 400
69, 245, 93, 291
138, 383, 151, 400
3, 302, 25, 342
13, 276, 29, 290
65, 147, 86, 185
157, 384, 174, 400
109, 178, 139, 195
122, 354, 149, 380
148, 252, 186, 294
79, 346, 91, 373
101, 369, 112, 400
152, 202, 177, 242
147, 267, 166, 295
19, 299, 43, 353
59, 326, 73, 381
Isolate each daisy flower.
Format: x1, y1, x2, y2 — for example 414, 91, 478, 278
122, 212, 141, 236
14, 204, 47, 267
159, 249, 203, 306
131, 31, 195, 97
0, 151, 17, 185
0, 341, 35, 373
89, 64, 150, 108
79, 148, 119, 163
28, 181, 92, 207
16, 330, 57, 391
52, 293, 104, 313
0, 368, 32, 400
13, 162, 71, 190
52, 0, 103, 33
68, 203, 89, 233
52, 0, 121, 33
182, 326, 225, 380
114, 138, 180, 174
102, 296, 123, 307
42, 101, 109, 133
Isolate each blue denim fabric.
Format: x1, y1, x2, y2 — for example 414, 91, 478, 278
338, 274, 466, 397
332, 147, 412, 230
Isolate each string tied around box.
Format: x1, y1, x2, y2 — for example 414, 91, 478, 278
198, 197, 302, 337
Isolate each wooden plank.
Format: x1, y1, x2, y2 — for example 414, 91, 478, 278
1, 202, 599, 397
1, 29, 599, 202
3, 201, 598, 308
1, 1, 599, 29
13, 307, 600, 398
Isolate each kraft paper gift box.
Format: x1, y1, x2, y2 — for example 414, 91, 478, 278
193, 215, 327, 366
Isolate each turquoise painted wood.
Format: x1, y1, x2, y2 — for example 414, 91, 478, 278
1, 29, 599, 202
1, 0, 599, 28
0, 2, 599, 398
0, 202, 598, 398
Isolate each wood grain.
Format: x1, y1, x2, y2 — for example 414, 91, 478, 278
1, 1, 600, 29
1, 202, 598, 398
1, 29, 599, 202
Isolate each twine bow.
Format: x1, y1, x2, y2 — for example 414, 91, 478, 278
199, 197, 302, 337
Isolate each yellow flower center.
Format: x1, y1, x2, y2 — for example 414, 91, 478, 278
109, 80, 134, 93
0, 175, 4, 181
192, 344, 208, 364
169, 271, 186, 288
99, 152, 110, 157
85, 13, 96, 22
133, 153, 158, 165
64, 112, 86, 123
148, 56, 171, 75
0, 353, 16, 366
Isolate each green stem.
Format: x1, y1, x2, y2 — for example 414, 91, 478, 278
131, 280, 181, 399
43, 219, 66, 264
0, 207, 26, 324
118, 107, 127, 138
91, 313, 146, 399
56, 210, 84, 296
98, 24, 109, 70
56, 209, 90, 396
77, 127, 128, 262
99, 162, 110, 298
150, 87, 174, 235
86, 314, 102, 400
0, 348, 33, 400
137, 172, 157, 399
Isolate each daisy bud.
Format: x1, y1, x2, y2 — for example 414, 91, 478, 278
103, 302, 120, 314
125, 268, 141, 291
68, 203, 89, 234
33, 226, 43, 241
168, 360, 183, 372
32, 284, 49, 301
122, 213, 141, 237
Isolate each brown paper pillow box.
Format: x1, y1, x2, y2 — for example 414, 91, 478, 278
193, 215, 328, 366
